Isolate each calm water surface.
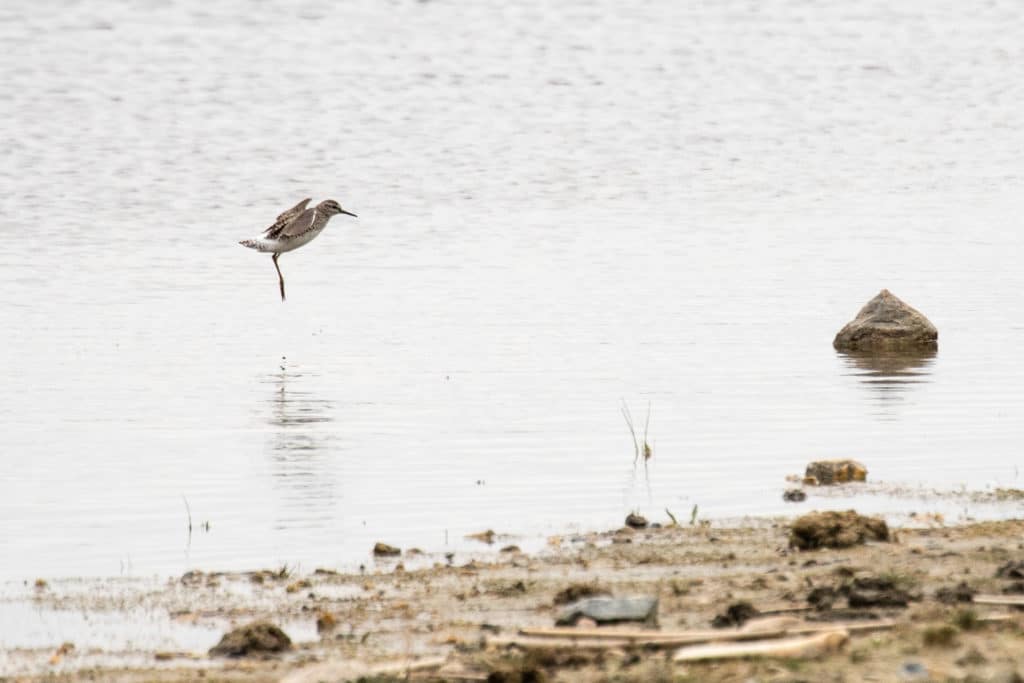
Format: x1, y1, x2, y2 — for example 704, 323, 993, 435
3, 0, 1024, 579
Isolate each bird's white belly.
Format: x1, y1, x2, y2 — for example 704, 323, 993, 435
244, 227, 325, 253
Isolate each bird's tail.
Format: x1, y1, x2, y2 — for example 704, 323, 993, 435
239, 238, 262, 250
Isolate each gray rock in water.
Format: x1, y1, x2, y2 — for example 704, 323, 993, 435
833, 289, 937, 352
783, 488, 807, 502
556, 596, 658, 626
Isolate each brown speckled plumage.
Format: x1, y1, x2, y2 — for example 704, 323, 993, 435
240, 198, 358, 302
262, 197, 311, 239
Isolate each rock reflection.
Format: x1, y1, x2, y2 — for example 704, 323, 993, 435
263, 367, 337, 528
837, 350, 937, 411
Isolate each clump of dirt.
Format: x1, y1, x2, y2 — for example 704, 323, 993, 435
807, 574, 917, 611
922, 624, 959, 647
711, 601, 759, 628
789, 510, 889, 550
935, 581, 976, 604
490, 580, 528, 597
552, 583, 608, 606
953, 608, 981, 631
209, 621, 292, 657
485, 649, 597, 682
808, 586, 839, 610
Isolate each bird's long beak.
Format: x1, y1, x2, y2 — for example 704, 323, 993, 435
341, 210, 358, 218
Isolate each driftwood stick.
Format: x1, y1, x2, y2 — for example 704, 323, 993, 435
517, 619, 897, 646
673, 630, 849, 662
973, 594, 1024, 607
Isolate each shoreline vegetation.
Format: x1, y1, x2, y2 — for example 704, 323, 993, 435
9, 492, 1024, 682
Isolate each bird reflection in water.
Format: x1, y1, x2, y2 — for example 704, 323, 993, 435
837, 350, 937, 415
263, 361, 338, 528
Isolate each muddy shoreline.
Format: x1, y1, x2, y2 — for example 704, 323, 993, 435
7, 505, 1024, 682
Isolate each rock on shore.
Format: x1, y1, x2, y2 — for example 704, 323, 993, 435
804, 459, 867, 485
833, 289, 937, 352
209, 621, 292, 657
789, 510, 890, 550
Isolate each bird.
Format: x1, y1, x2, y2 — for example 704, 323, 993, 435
240, 198, 358, 301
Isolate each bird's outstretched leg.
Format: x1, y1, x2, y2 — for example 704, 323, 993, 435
272, 253, 286, 301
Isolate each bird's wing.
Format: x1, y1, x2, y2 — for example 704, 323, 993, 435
263, 197, 312, 237
280, 208, 318, 238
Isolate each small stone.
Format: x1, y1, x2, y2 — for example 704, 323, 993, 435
711, 601, 759, 628
900, 661, 929, 680
373, 542, 401, 557
316, 611, 337, 633
313, 567, 338, 575
466, 529, 497, 544
180, 570, 204, 585
783, 489, 807, 502
556, 596, 658, 626
625, 512, 648, 529
996, 560, 1024, 579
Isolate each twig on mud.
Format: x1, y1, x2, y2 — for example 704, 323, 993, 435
665, 508, 679, 527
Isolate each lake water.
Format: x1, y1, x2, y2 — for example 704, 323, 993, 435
3, 0, 1024, 580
